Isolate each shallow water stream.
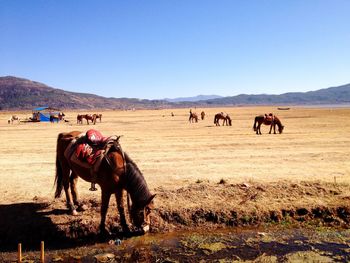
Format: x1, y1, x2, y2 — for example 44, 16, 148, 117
1, 227, 349, 262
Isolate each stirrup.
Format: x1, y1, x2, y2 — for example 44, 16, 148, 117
89, 183, 98, 191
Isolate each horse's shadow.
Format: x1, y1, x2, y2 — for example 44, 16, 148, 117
0, 202, 71, 252
0, 202, 144, 252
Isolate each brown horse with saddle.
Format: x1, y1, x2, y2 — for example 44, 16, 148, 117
253, 113, 284, 135
214, 112, 232, 126
54, 129, 155, 235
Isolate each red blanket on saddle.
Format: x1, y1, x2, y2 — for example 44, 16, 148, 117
75, 129, 106, 165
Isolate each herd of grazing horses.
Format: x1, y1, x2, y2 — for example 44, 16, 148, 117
77, 113, 102, 125
189, 110, 284, 134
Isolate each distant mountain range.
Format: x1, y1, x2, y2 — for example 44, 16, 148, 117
0, 76, 349, 110
164, 95, 223, 102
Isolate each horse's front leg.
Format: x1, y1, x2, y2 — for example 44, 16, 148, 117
269, 123, 273, 134
100, 190, 111, 235
116, 189, 130, 233
273, 123, 277, 134
258, 124, 262, 135
70, 173, 87, 211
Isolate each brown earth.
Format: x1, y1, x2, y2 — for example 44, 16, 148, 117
0, 106, 349, 252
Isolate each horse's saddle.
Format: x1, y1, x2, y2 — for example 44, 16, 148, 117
264, 114, 274, 122
65, 129, 122, 169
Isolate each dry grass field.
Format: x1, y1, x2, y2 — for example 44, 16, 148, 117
0, 106, 350, 260
1, 106, 349, 204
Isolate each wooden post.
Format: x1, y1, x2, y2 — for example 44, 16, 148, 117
18, 243, 22, 263
40, 241, 45, 263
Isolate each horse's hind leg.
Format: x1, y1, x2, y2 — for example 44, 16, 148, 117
62, 166, 78, 215
116, 188, 130, 232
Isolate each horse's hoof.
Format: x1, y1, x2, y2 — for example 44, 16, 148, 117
142, 225, 150, 233
72, 209, 78, 216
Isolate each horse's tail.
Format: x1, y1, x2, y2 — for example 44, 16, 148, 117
214, 115, 217, 124
253, 116, 258, 131
54, 133, 64, 198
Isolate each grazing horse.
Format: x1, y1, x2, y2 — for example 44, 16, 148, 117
189, 112, 199, 123
83, 114, 97, 125
94, 113, 102, 123
77, 114, 84, 124
253, 114, 284, 135
77, 114, 97, 125
214, 112, 232, 126
8, 115, 20, 124
54, 131, 156, 235
201, 111, 205, 120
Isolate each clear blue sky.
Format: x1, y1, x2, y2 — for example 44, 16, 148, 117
1, 1, 350, 99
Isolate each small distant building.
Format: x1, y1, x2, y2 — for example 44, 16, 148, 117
32, 106, 61, 122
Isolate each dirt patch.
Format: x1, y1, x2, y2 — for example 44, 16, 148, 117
1, 181, 349, 252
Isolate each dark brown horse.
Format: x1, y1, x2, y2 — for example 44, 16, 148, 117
200, 111, 205, 120
189, 112, 199, 123
77, 114, 83, 124
214, 112, 232, 126
253, 114, 284, 135
54, 131, 156, 235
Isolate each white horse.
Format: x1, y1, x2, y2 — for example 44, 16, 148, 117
8, 115, 20, 124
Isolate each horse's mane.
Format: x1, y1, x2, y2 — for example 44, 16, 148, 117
123, 152, 152, 208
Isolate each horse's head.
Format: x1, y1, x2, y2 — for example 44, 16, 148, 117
130, 194, 156, 233
227, 116, 232, 126
279, 125, 284, 133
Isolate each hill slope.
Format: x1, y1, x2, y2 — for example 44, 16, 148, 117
0, 76, 171, 110
203, 84, 350, 105
1, 76, 350, 109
